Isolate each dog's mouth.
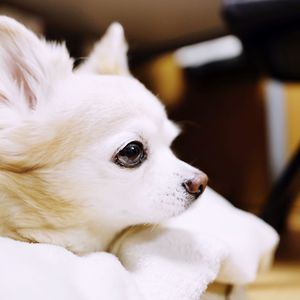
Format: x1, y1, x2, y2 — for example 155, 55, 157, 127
166, 194, 199, 217
182, 195, 198, 210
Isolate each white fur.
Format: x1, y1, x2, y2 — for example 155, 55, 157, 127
0, 16, 206, 254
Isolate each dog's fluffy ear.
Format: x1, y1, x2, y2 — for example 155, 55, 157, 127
0, 16, 73, 111
77, 23, 130, 76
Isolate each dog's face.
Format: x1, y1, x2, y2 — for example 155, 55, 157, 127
0, 18, 207, 252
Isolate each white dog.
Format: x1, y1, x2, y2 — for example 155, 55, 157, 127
0, 17, 208, 254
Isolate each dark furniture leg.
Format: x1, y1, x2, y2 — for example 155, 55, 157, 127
261, 146, 300, 233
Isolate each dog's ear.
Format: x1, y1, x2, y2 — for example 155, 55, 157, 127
77, 23, 130, 76
0, 16, 73, 110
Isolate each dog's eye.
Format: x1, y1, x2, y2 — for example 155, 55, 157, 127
115, 141, 146, 168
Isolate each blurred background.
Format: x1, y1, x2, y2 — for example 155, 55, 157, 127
1, 0, 300, 298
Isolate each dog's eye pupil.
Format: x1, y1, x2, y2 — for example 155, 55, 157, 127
115, 141, 146, 168
120, 144, 140, 158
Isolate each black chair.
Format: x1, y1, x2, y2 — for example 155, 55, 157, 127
223, 0, 300, 233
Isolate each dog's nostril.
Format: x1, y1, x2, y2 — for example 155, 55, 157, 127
198, 184, 203, 195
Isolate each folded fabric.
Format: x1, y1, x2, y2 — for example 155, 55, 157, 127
111, 225, 227, 300
0, 187, 279, 300
0, 236, 143, 300
166, 187, 279, 284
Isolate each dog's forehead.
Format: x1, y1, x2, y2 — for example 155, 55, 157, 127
55, 74, 166, 120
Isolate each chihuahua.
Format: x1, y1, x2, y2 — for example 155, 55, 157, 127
0, 17, 208, 254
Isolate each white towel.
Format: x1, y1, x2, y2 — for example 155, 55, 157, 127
0, 187, 279, 300
111, 187, 279, 299
0, 237, 142, 300
165, 187, 279, 284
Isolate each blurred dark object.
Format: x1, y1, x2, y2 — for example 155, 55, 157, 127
262, 149, 300, 233
223, 0, 300, 232
170, 66, 269, 212
223, 0, 300, 81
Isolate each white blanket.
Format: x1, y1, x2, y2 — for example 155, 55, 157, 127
0, 188, 279, 300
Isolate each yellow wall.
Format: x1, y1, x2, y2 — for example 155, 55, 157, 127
285, 83, 300, 229
285, 83, 300, 159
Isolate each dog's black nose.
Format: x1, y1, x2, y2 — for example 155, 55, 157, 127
183, 172, 208, 198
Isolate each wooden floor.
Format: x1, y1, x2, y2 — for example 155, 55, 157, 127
247, 261, 300, 300
247, 205, 300, 300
